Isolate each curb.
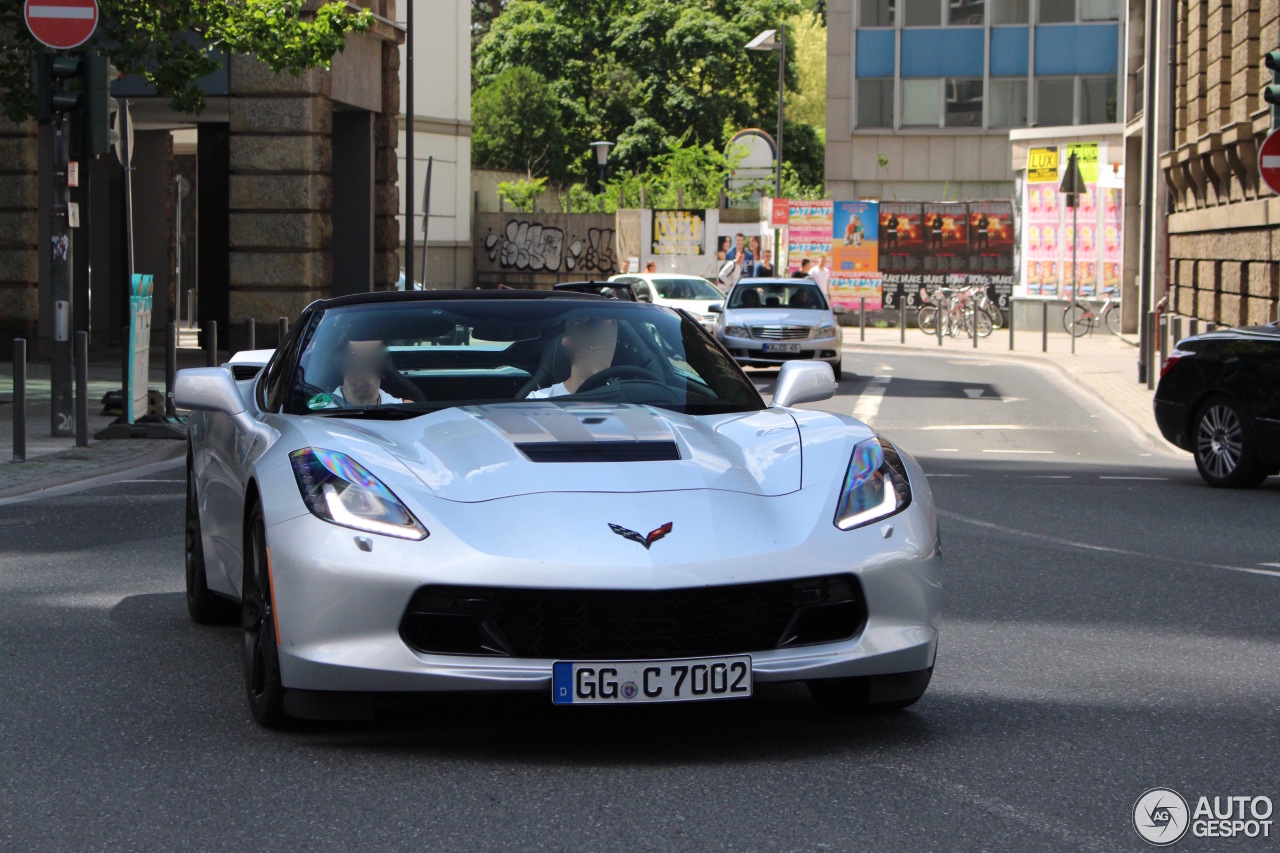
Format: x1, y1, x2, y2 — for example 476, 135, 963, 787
0, 441, 185, 501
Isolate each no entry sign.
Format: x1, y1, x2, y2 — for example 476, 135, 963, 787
1261, 130, 1280, 196
24, 0, 99, 50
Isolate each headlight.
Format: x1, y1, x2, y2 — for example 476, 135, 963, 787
815, 323, 838, 338
290, 448, 428, 540
724, 324, 748, 337
834, 437, 912, 530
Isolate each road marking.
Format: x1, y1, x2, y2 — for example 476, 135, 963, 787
933, 448, 960, 452
963, 388, 984, 398
1099, 476, 1168, 481
981, 449, 1054, 454
117, 478, 184, 483
940, 510, 1280, 579
1027, 475, 1071, 479
852, 375, 890, 425
918, 424, 1030, 431
926, 473, 969, 477
1260, 563, 1280, 569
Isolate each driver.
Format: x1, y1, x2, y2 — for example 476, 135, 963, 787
327, 338, 403, 407
527, 316, 618, 398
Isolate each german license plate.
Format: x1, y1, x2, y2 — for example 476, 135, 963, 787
762, 343, 801, 353
552, 655, 752, 705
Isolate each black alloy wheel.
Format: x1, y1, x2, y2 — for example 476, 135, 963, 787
186, 457, 238, 624
243, 503, 289, 727
1193, 396, 1267, 488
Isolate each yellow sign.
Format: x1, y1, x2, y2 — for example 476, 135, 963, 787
1065, 143, 1100, 183
1027, 147, 1058, 183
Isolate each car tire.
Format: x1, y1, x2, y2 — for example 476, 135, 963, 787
243, 501, 290, 727
832, 360, 843, 381
186, 458, 238, 625
1193, 396, 1267, 489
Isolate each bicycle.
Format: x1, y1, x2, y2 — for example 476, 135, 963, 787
1063, 287, 1121, 337
918, 286, 993, 339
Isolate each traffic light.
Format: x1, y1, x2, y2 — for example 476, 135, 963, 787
85, 53, 119, 157
35, 52, 86, 122
1264, 50, 1280, 131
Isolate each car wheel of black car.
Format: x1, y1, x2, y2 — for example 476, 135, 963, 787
186, 457, 238, 624
243, 502, 290, 727
1193, 396, 1267, 489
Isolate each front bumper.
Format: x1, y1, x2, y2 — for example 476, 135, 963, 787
1153, 396, 1190, 451
716, 333, 843, 368
264, 486, 940, 702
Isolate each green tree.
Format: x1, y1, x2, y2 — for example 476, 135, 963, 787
0, 0, 371, 123
784, 10, 825, 133
497, 176, 548, 212
472, 66, 569, 178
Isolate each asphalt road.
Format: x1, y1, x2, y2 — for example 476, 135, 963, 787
1, 350, 1278, 851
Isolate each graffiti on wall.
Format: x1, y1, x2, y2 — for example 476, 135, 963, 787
482, 219, 616, 273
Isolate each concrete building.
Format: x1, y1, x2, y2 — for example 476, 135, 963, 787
826, 0, 1124, 201
398, 0, 472, 288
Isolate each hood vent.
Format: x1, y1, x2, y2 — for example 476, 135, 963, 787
515, 441, 681, 463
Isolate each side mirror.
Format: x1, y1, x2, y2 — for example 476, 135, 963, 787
708, 303, 723, 313
772, 361, 837, 408
175, 367, 246, 416
832, 304, 849, 315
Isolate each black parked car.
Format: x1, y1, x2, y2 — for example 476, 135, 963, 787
1154, 321, 1280, 487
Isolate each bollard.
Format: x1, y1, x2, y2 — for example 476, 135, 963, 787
278, 317, 288, 347
205, 319, 218, 368
1041, 301, 1048, 353
1009, 302, 1015, 351
120, 324, 130, 420
12, 338, 26, 462
1189, 318, 1199, 337
1172, 317, 1182, 348
1146, 311, 1157, 390
859, 297, 866, 343
1206, 322, 1217, 333
899, 301, 905, 344
166, 322, 178, 417
937, 297, 943, 347
245, 318, 256, 352
1158, 314, 1168, 377
75, 331, 88, 447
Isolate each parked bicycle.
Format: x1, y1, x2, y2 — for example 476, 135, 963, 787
918, 286, 994, 339
1062, 287, 1121, 337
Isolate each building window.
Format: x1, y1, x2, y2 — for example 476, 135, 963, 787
990, 0, 1029, 23
1038, 0, 1075, 23
904, 0, 941, 26
989, 79, 1028, 128
1036, 78, 1075, 125
857, 79, 895, 128
948, 0, 985, 25
902, 79, 943, 126
944, 78, 984, 126
1080, 75, 1117, 122
860, 0, 897, 26
1080, 0, 1121, 20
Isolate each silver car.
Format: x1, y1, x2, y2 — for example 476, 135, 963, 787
714, 278, 845, 379
177, 290, 938, 726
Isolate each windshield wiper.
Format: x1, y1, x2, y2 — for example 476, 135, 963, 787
315, 406, 424, 420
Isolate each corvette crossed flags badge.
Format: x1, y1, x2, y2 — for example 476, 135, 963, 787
608, 522, 673, 550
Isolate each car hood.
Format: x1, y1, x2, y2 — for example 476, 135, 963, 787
723, 308, 831, 326
294, 403, 808, 502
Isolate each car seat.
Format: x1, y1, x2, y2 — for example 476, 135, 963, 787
765, 296, 781, 307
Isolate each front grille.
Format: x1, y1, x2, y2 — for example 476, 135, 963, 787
399, 575, 866, 660
751, 325, 811, 340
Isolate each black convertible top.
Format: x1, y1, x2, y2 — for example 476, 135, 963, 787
319, 288, 604, 309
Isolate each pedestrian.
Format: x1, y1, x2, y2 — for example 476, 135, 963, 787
718, 253, 746, 292
809, 256, 830, 296
752, 249, 775, 278
645, 260, 657, 273
790, 258, 812, 279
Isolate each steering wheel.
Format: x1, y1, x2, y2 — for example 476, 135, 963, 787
576, 364, 663, 394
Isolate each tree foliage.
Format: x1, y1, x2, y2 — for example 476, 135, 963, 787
784, 10, 825, 133
472, 66, 568, 176
473, 0, 825, 191
0, 0, 372, 122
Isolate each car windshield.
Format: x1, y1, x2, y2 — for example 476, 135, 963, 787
651, 277, 723, 301
728, 282, 829, 311
285, 298, 763, 417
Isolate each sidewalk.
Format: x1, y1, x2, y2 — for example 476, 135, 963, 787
0, 357, 188, 499
844, 321, 1166, 450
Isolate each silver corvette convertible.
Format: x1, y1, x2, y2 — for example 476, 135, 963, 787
177, 290, 940, 726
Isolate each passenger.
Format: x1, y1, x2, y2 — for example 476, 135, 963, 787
739, 289, 761, 308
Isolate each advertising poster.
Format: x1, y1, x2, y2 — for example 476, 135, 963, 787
1024, 176, 1061, 297
1101, 186, 1123, 295
878, 202, 923, 309
832, 201, 879, 274
921, 203, 968, 273
829, 272, 883, 312
787, 201, 833, 273
651, 209, 705, 255
716, 224, 768, 266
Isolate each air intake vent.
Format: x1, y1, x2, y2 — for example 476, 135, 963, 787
231, 365, 262, 381
515, 441, 681, 463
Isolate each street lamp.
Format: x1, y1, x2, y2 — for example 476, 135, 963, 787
589, 141, 614, 191
746, 27, 785, 200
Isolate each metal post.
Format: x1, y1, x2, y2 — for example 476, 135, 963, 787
205, 319, 217, 368
1172, 317, 1182, 348
12, 339, 26, 463
1189, 318, 1199, 337
973, 303, 979, 348
899, 300, 905, 344
775, 25, 785, 202
1042, 300, 1048, 353
51, 113, 73, 437
859, 297, 866, 342
1009, 301, 1015, 350
1158, 314, 1168, 376
937, 295, 943, 347
187, 288, 194, 326
74, 331, 88, 448
166, 322, 177, 417
404, 0, 415, 293
1206, 322, 1217, 333
1070, 202, 1078, 356
120, 324, 130, 422
1152, 311, 1162, 389
277, 317, 288, 347
245, 318, 256, 351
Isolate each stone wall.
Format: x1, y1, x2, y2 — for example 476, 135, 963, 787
1162, 0, 1280, 325
0, 118, 38, 343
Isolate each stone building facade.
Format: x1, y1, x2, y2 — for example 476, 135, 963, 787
0, 117, 38, 343
1161, 0, 1280, 327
